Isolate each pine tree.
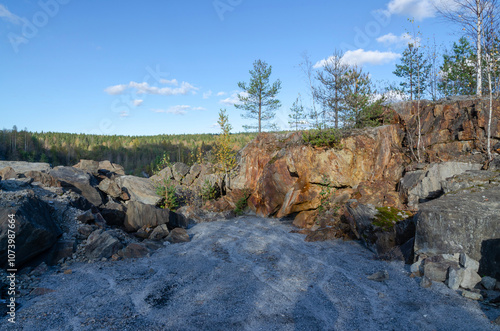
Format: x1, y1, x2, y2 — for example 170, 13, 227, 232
236, 60, 282, 133
439, 37, 477, 96
215, 109, 236, 183
393, 43, 431, 100
288, 94, 307, 131
343, 66, 372, 128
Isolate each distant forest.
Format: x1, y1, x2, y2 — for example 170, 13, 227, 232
0, 126, 257, 176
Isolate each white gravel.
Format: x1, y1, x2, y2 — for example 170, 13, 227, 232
5, 216, 500, 331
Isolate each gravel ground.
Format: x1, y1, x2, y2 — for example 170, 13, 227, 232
3, 216, 500, 331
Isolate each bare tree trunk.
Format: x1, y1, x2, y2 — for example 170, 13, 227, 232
477, 0, 483, 96
488, 68, 493, 160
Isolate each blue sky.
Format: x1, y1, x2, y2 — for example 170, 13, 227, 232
1, 0, 462, 135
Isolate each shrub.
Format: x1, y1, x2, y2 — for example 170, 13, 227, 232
302, 128, 344, 148
156, 178, 178, 211
234, 190, 250, 215
200, 179, 219, 202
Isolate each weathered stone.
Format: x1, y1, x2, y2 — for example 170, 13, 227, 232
420, 276, 432, 288
461, 290, 483, 301
0, 166, 17, 180
120, 243, 149, 259
123, 201, 171, 232
399, 162, 482, 207
149, 224, 169, 241
0, 178, 32, 191
481, 276, 497, 290
460, 268, 482, 290
414, 185, 500, 265
166, 228, 190, 243
84, 229, 124, 260
489, 156, 500, 171
98, 160, 125, 175
459, 253, 480, 273
24, 170, 59, 187
367, 270, 389, 282
172, 162, 190, 182
478, 238, 500, 281
446, 267, 464, 290
0, 161, 51, 174
441, 170, 500, 194
77, 210, 95, 224
115, 176, 161, 206
99, 201, 126, 227
73, 160, 99, 175
78, 225, 95, 238
411, 260, 423, 277
98, 178, 122, 198
50, 166, 103, 207
150, 167, 173, 183
0, 195, 62, 267
424, 259, 459, 283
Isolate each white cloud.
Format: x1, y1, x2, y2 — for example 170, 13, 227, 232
314, 49, 400, 68
159, 78, 178, 85
376, 32, 416, 47
0, 4, 22, 24
104, 80, 198, 96
119, 111, 129, 118
151, 105, 205, 115
104, 84, 128, 95
216, 91, 226, 96
203, 90, 212, 99
381, 0, 459, 21
220, 91, 249, 106
133, 99, 143, 107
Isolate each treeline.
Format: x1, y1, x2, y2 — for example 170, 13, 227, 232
0, 126, 256, 176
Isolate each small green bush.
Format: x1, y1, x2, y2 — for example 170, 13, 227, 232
156, 178, 179, 211
302, 128, 344, 148
234, 190, 250, 215
200, 179, 218, 202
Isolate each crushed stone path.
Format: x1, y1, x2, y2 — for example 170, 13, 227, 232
5, 217, 500, 330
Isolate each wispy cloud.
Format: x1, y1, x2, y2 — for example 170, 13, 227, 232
379, 0, 459, 21
220, 91, 249, 106
104, 80, 198, 96
152, 105, 205, 115
0, 4, 22, 24
376, 32, 417, 47
314, 49, 400, 68
216, 91, 226, 96
119, 111, 130, 117
203, 90, 212, 99
133, 99, 143, 106
159, 78, 178, 85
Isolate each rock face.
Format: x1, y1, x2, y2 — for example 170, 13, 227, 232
232, 126, 406, 220
115, 176, 161, 206
123, 201, 172, 232
0, 195, 62, 267
414, 172, 500, 279
84, 229, 124, 260
0, 161, 51, 174
399, 162, 482, 208
50, 166, 103, 207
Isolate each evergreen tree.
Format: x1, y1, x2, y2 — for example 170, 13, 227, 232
438, 37, 477, 96
342, 66, 372, 128
236, 59, 282, 133
393, 43, 431, 100
288, 94, 308, 131
215, 109, 237, 190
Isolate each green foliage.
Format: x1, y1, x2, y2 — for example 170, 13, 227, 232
317, 178, 333, 214
288, 94, 308, 131
236, 59, 282, 133
155, 178, 179, 211
0, 128, 256, 176
393, 43, 431, 100
439, 37, 477, 96
373, 207, 412, 231
302, 128, 344, 148
234, 190, 250, 215
200, 179, 218, 202
215, 109, 237, 175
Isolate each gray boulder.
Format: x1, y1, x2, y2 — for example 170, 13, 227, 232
100, 201, 126, 227
123, 201, 171, 232
166, 228, 190, 243
172, 162, 190, 182
0, 167, 17, 180
399, 162, 481, 207
0, 161, 51, 174
50, 166, 103, 207
98, 177, 122, 198
0, 195, 62, 267
149, 224, 169, 241
84, 229, 124, 260
115, 176, 161, 206
414, 184, 500, 277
